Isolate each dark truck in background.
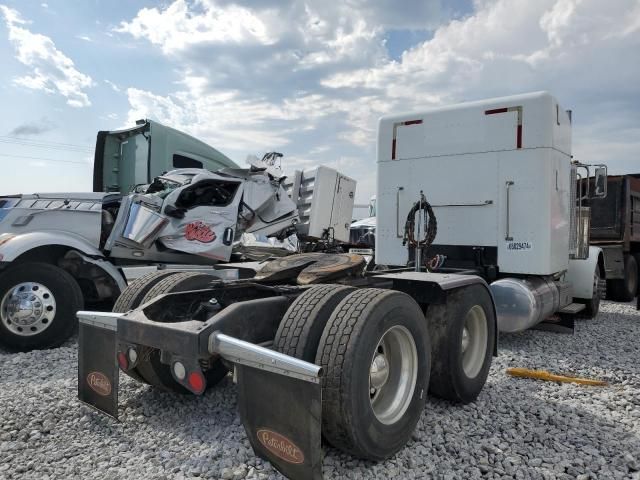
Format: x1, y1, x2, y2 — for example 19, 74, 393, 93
589, 173, 640, 301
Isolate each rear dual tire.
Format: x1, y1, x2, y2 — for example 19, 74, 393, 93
113, 271, 228, 393
275, 284, 494, 460
314, 288, 430, 460
427, 284, 495, 403
274, 284, 355, 362
112, 271, 179, 384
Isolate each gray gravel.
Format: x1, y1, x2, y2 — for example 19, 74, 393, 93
1, 300, 639, 479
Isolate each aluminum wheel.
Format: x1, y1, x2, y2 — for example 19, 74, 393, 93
369, 325, 418, 425
0, 282, 56, 337
461, 305, 488, 378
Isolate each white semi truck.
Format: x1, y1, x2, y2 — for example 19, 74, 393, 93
77, 92, 603, 479
376, 91, 606, 331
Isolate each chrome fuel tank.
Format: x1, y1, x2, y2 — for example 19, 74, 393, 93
490, 276, 560, 333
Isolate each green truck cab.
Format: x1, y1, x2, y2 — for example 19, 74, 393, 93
93, 119, 237, 193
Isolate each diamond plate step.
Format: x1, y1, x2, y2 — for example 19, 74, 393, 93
558, 303, 586, 314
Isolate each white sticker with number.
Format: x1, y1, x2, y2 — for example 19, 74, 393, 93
506, 241, 533, 251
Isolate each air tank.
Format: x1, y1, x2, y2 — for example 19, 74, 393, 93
490, 277, 560, 333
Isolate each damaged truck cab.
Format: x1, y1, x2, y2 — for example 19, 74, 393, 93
0, 120, 239, 350
0, 119, 357, 352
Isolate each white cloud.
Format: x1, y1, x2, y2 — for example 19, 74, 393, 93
104, 79, 121, 92
117, 0, 640, 202
0, 5, 93, 107
115, 0, 276, 53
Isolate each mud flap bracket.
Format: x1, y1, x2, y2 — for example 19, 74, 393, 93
210, 332, 323, 480
236, 365, 322, 480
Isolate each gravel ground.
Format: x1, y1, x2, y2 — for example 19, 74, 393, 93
1, 301, 639, 480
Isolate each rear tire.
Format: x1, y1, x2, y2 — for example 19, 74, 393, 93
274, 284, 355, 362
316, 288, 430, 460
137, 272, 228, 393
112, 271, 180, 383
608, 254, 637, 302
112, 271, 178, 313
428, 284, 495, 403
0, 262, 83, 351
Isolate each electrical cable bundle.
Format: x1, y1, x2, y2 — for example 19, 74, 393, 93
403, 192, 437, 249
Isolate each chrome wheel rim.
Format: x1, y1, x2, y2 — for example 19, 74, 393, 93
461, 305, 488, 378
1, 282, 56, 336
369, 325, 418, 425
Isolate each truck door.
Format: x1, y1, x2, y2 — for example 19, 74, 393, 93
157, 177, 244, 262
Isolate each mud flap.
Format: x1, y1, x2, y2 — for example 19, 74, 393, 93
77, 312, 119, 419
235, 365, 322, 480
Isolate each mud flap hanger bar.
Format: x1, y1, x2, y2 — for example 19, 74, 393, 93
209, 332, 321, 383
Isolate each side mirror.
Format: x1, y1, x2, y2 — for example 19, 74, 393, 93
593, 166, 607, 199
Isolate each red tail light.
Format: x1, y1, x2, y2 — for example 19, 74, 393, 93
117, 351, 129, 371
187, 371, 206, 394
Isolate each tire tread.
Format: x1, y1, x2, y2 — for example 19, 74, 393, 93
316, 288, 391, 456
112, 271, 178, 313
274, 284, 354, 360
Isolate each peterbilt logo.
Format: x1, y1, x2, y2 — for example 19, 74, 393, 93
184, 221, 216, 243
87, 371, 112, 396
256, 429, 304, 464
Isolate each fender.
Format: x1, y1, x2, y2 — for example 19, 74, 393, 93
0, 230, 103, 262
64, 250, 127, 293
0, 230, 126, 295
376, 271, 499, 355
567, 246, 604, 299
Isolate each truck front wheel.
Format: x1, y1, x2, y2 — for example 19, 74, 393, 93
0, 262, 83, 351
579, 266, 602, 318
316, 288, 430, 460
428, 284, 495, 403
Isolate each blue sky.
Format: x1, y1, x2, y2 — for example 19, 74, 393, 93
0, 0, 639, 201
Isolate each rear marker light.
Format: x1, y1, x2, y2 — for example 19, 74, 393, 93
127, 348, 138, 364
391, 119, 423, 160
173, 361, 186, 380
485, 106, 523, 149
117, 351, 128, 371
187, 371, 206, 394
